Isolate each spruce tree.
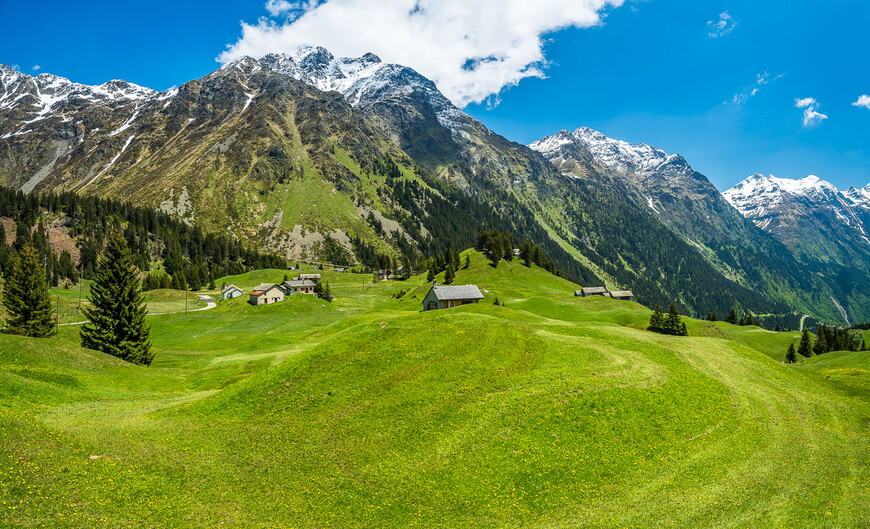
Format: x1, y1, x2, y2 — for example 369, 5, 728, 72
786, 343, 797, 364
648, 305, 665, 333
444, 262, 456, 284
725, 308, 738, 325
464, 254, 471, 269
797, 329, 813, 358
2, 242, 55, 337
813, 329, 828, 356
665, 303, 686, 336
426, 266, 435, 282
80, 230, 152, 365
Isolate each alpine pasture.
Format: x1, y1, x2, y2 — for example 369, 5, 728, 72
2, 251, 869, 528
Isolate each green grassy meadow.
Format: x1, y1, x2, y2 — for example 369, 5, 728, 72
2, 251, 869, 528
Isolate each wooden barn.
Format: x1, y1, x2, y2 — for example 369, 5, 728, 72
422, 283, 484, 311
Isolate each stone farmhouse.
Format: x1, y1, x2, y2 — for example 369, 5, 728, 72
249, 283, 286, 306
281, 279, 317, 295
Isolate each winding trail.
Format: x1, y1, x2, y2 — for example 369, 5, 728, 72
59, 295, 216, 327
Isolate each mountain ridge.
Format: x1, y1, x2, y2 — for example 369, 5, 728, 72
1, 51, 866, 324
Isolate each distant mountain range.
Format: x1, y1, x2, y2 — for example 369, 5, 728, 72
1, 48, 868, 325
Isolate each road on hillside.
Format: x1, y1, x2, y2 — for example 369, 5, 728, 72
58, 295, 217, 327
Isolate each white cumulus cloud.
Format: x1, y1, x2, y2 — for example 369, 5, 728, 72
32, 64, 41, 72
219, 0, 625, 107
853, 95, 870, 110
795, 98, 827, 127
707, 11, 736, 38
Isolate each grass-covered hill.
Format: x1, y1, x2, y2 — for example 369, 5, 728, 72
2, 251, 869, 528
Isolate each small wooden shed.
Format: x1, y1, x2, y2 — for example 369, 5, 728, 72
577, 287, 609, 297
221, 284, 244, 300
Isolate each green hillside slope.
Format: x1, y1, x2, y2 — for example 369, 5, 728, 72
2, 252, 869, 528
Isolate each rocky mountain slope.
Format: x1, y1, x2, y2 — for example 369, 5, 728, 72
531, 128, 870, 324
0, 50, 860, 323
724, 174, 870, 268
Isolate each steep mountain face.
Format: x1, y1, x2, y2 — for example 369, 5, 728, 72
0, 50, 857, 322
724, 174, 870, 267
531, 128, 870, 325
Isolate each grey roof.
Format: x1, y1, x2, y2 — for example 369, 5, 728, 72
222, 284, 242, 294
581, 287, 609, 295
253, 283, 276, 292
282, 280, 317, 288
430, 284, 484, 301
299, 273, 321, 280
610, 291, 634, 298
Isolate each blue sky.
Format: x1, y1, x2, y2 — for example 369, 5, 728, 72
1, 0, 868, 191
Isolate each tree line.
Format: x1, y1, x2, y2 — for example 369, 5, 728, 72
0, 186, 284, 293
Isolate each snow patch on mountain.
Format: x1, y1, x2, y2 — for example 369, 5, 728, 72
226, 47, 470, 133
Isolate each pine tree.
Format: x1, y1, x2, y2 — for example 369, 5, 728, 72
786, 343, 797, 364
775, 323, 781, 332
797, 329, 813, 358
2, 242, 55, 337
80, 230, 152, 365
665, 303, 686, 336
725, 308, 738, 325
490, 239, 502, 267
813, 329, 828, 355
861, 339, 867, 351
444, 262, 456, 284
426, 266, 435, 283
648, 305, 665, 333
452, 249, 461, 271
464, 254, 471, 269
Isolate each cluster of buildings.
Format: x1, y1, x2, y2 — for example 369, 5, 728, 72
574, 286, 634, 301
220, 274, 321, 306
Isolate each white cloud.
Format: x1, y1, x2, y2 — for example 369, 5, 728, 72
732, 71, 783, 104
32, 64, 41, 72
707, 11, 736, 38
795, 97, 827, 127
802, 107, 828, 127
220, 0, 625, 107
853, 95, 870, 110
265, 0, 311, 17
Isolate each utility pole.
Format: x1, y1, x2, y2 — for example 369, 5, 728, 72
185, 280, 188, 317
78, 268, 83, 312
56, 295, 60, 336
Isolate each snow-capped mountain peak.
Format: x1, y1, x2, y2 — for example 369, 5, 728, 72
724, 173, 870, 239
0, 64, 156, 120
530, 126, 690, 180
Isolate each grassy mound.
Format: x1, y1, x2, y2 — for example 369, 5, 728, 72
1, 252, 869, 527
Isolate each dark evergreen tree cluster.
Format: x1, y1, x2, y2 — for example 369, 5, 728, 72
0, 186, 283, 293
476, 230, 514, 267
648, 303, 688, 336
811, 324, 863, 355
